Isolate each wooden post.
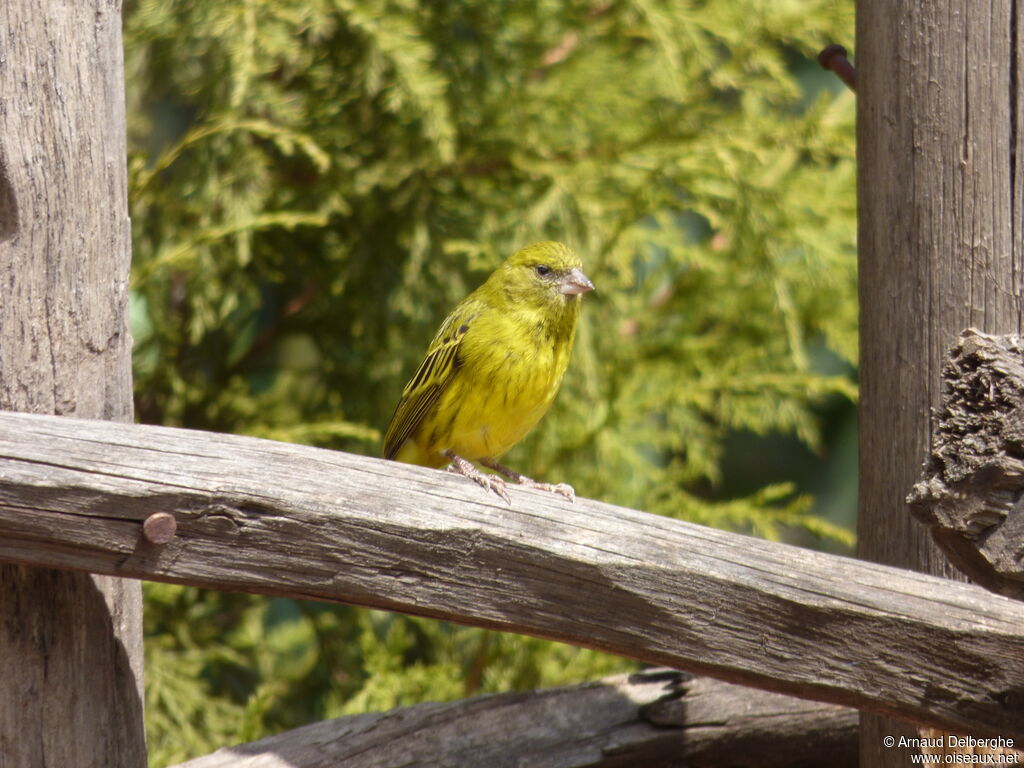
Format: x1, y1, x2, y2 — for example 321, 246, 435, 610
0, 1, 146, 766
857, 0, 1022, 764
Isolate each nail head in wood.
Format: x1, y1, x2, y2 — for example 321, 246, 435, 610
143, 512, 177, 545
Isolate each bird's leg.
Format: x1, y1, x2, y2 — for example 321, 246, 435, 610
444, 450, 511, 504
480, 458, 575, 503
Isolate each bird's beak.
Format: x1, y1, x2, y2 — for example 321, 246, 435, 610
560, 267, 595, 296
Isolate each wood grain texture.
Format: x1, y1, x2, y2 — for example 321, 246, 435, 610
857, 0, 1023, 762
1, 413, 1023, 739
908, 329, 1024, 599
0, 1, 134, 419
170, 670, 858, 768
0, 1, 145, 766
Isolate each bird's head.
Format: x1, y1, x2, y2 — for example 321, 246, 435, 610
490, 241, 595, 311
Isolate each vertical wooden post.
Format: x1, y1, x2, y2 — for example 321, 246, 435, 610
0, 1, 146, 766
857, 0, 1022, 764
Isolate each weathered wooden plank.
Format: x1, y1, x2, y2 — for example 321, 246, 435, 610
0, 411, 1023, 738
170, 670, 858, 768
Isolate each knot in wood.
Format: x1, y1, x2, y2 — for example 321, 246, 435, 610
908, 329, 1024, 600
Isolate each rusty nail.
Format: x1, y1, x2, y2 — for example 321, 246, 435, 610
817, 44, 857, 92
143, 512, 177, 545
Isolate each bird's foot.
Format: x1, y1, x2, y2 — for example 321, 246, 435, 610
444, 451, 511, 503
481, 459, 575, 503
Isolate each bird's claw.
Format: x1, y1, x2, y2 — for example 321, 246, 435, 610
478, 458, 575, 502
463, 468, 511, 503
446, 452, 575, 504
552, 483, 576, 503
514, 477, 575, 503
445, 452, 512, 503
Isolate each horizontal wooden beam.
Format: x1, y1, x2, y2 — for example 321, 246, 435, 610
0, 411, 1023, 738
170, 669, 858, 768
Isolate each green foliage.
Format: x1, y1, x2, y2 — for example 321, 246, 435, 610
145, 587, 630, 765
125, 0, 856, 762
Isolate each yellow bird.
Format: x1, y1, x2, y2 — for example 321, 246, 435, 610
383, 241, 594, 502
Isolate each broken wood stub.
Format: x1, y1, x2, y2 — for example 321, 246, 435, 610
907, 328, 1024, 600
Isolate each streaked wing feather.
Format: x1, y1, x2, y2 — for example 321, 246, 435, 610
382, 301, 477, 460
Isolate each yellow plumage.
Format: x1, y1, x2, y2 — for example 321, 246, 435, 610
383, 241, 593, 500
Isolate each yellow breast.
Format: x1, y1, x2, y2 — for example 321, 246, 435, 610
406, 314, 573, 465
445, 362, 562, 460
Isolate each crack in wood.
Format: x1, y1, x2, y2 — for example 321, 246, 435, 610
0, 152, 16, 242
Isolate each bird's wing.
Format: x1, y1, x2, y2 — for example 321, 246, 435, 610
382, 301, 478, 460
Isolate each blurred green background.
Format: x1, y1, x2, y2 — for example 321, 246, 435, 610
124, 0, 857, 763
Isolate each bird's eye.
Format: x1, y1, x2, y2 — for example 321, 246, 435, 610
534, 265, 552, 277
